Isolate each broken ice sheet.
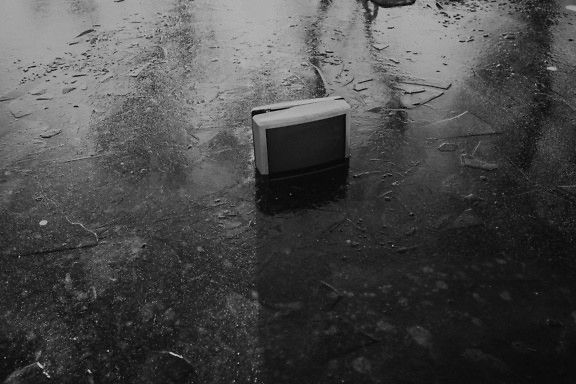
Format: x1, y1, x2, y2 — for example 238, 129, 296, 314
372, 43, 389, 51
407, 326, 432, 349
462, 348, 510, 371
401, 89, 444, 108
461, 154, 498, 171
451, 208, 483, 228
429, 111, 500, 138
499, 290, 512, 301
8, 100, 34, 118
352, 356, 371, 374
30, 86, 47, 96
99, 73, 114, 83
24, 120, 50, 132
3, 362, 51, 384
74, 28, 96, 39
437, 142, 458, 152
40, 129, 62, 139
4, 216, 96, 256
0, 88, 24, 102
397, 84, 426, 94
137, 351, 196, 384
398, 75, 452, 90
129, 62, 151, 77
376, 318, 396, 332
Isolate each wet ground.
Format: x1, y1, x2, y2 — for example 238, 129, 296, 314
1, 0, 576, 383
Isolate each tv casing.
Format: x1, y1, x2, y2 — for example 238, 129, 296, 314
251, 96, 351, 178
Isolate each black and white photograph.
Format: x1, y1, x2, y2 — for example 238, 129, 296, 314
1, 0, 576, 382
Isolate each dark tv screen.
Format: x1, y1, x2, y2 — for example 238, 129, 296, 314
266, 114, 346, 175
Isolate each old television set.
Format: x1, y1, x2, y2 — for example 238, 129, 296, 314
251, 96, 350, 179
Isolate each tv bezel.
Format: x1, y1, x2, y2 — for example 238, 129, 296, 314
251, 96, 350, 178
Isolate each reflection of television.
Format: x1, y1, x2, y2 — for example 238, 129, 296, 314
251, 96, 350, 178
256, 164, 348, 214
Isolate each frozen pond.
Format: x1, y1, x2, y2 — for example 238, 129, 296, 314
2, 0, 576, 383
0, 0, 174, 90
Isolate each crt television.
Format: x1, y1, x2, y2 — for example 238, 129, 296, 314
251, 96, 351, 178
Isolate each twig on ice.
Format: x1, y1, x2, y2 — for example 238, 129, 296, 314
60, 154, 105, 163
309, 61, 330, 95
65, 216, 99, 244
427, 111, 468, 126
343, 76, 355, 87
319, 280, 343, 297
472, 141, 482, 156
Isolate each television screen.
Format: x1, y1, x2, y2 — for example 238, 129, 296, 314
266, 114, 346, 174
251, 97, 350, 178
